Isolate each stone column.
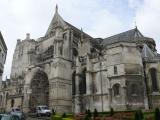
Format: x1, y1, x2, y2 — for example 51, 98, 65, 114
108, 88, 112, 108
86, 72, 92, 94
122, 86, 127, 109
0, 73, 2, 90
22, 85, 31, 113
86, 55, 92, 95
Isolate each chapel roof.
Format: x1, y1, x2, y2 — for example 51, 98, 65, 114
0, 31, 7, 51
102, 27, 144, 45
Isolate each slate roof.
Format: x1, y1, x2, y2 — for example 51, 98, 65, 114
0, 31, 7, 51
101, 28, 144, 45
65, 21, 93, 39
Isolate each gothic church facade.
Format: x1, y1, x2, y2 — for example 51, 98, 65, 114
1, 6, 160, 113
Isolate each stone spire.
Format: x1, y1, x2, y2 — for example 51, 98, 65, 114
56, 4, 58, 13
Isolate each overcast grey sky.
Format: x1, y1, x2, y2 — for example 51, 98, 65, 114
0, 0, 160, 80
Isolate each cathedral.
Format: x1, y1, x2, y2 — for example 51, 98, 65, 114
0, 6, 160, 113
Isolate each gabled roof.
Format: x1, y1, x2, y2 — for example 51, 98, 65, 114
45, 6, 67, 36
102, 27, 144, 45
45, 5, 93, 39
0, 31, 7, 51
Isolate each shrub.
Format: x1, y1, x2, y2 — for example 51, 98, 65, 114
52, 109, 56, 115
135, 111, 140, 120
110, 107, 114, 116
66, 114, 73, 118
154, 108, 160, 120
138, 110, 144, 120
134, 110, 143, 120
62, 118, 73, 120
62, 113, 66, 118
85, 109, 88, 114
87, 109, 91, 118
52, 115, 62, 120
93, 108, 98, 119
84, 115, 90, 120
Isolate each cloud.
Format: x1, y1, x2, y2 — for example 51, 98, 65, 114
128, 0, 143, 9
132, 0, 160, 52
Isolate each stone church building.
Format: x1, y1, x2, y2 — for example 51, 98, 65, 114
1, 6, 160, 113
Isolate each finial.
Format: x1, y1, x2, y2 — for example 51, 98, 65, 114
56, 4, 58, 13
135, 21, 137, 29
80, 28, 83, 43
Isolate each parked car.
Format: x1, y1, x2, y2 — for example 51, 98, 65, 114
10, 108, 25, 120
36, 105, 51, 117
0, 114, 20, 120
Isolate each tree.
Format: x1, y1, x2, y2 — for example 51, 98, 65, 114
110, 107, 114, 116
93, 108, 98, 119
154, 108, 160, 120
87, 109, 92, 118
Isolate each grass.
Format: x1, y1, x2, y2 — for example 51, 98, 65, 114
144, 112, 154, 119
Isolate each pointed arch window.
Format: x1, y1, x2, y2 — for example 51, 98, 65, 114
79, 68, 86, 94
131, 84, 137, 95
72, 71, 76, 95
114, 66, 117, 74
11, 99, 14, 108
0, 95, 2, 106
150, 68, 159, 92
113, 84, 120, 96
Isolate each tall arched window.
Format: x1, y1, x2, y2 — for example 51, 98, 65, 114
11, 99, 14, 108
131, 84, 137, 95
113, 84, 120, 96
150, 68, 158, 92
114, 66, 117, 74
79, 68, 86, 94
72, 71, 76, 95
0, 95, 2, 106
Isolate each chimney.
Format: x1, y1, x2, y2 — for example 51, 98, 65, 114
26, 33, 30, 40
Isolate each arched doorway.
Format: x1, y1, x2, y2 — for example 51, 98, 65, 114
29, 70, 49, 111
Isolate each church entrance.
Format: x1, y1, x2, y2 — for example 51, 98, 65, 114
29, 70, 49, 111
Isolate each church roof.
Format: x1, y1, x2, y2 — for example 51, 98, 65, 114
45, 5, 67, 36
0, 31, 7, 51
102, 28, 144, 45
45, 5, 92, 39
65, 21, 92, 39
